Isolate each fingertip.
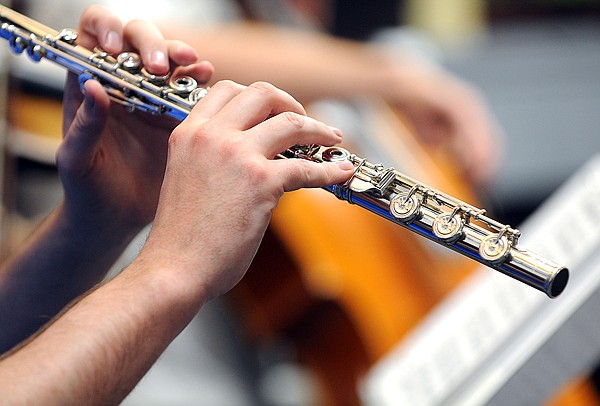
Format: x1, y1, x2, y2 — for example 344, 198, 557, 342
173, 42, 200, 65
149, 50, 169, 73
83, 87, 96, 111
139, 48, 169, 75
198, 61, 215, 82
78, 5, 123, 52
82, 80, 110, 114
62, 80, 109, 161
103, 30, 122, 54
175, 60, 214, 85
334, 160, 354, 171
329, 162, 354, 186
329, 126, 343, 139
123, 20, 170, 75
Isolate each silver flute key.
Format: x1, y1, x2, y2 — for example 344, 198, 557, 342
0, 5, 205, 121
0, 5, 569, 297
279, 145, 569, 298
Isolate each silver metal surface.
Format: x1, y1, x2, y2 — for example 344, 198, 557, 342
0, 5, 569, 298
280, 145, 569, 298
0, 5, 204, 121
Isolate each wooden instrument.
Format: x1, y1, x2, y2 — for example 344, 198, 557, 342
0, 5, 576, 405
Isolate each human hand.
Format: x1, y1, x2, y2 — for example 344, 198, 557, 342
380, 56, 503, 186
57, 5, 214, 239
138, 81, 354, 302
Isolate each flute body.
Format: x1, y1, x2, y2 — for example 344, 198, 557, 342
0, 5, 569, 297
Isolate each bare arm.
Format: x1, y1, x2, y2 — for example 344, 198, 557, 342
165, 21, 503, 185
166, 22, 389, 104
0, 204, 138, 353
0, 80, 353, 404
0, 261, 197, 405
0, 6, 212, 353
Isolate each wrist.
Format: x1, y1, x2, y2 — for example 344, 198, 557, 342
124, 250, 211, 315
48, 203, 142, 280
58, 201, 143, 252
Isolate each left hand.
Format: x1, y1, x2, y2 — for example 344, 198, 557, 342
57, 5, 214, 238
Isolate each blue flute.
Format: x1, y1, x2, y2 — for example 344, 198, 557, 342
0, 4, 568, 298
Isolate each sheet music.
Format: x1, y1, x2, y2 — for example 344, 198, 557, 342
361, 154, 600, 406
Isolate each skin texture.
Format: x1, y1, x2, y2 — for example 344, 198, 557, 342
164, 20, 503, 186
0, 5, 212, 353
0, 6, 354, 404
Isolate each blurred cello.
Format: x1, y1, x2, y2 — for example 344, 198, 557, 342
229, 99, 479, 405
229, 96, 595, 405
0, 6, 586, 401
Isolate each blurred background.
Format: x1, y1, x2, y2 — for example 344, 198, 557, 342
1, 0, 599, 405
444, 0, 600, 225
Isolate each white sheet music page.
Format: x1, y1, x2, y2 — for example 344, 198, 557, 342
361, 154, 600, 406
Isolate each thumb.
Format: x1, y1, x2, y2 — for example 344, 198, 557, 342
280, 159, 354, 192
59, 80, 110, 168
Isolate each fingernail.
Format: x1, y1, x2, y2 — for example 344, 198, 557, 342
330, 126, 343, 137
335, 161, 354, 171
105, 31, 121, 52
151, 50, 168, 69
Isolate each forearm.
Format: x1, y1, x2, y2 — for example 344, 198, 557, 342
0, 257, 204, 405
0, 203, 140, 353
0, 74, 355, 404
164, 22, 395, 104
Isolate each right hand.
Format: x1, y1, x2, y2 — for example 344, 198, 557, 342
139, 80, 355, 302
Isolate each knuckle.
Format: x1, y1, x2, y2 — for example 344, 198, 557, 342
248, 81, 278, 97
123, 19, 149, 37
212, 80, 244, 93
299, 159, 317, 180
167, 126, 186, 149
240, 160, 270, 187
292, 159, 314, 184
214, 137, 239, 158
126, 18, 144, 27
169, 122, 206, 147
279, 111, 305, 131
82, 4, 105, 20
79, 6, 94, 22
247, 82, 305, 114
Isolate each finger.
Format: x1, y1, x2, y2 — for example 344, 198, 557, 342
272, 159, 354, 192
166, 40, 199, 67
184, 80, 246, 124
211, 82, 306, 131
249, 112, 343, 158
123, 19, 169, 75
77, 5, 123, 53
62, 73, 85, 133
171, 60, 215, 86
59, 80, 110, 167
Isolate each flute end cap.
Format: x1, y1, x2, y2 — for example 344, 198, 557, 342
548, 266, 569, 298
